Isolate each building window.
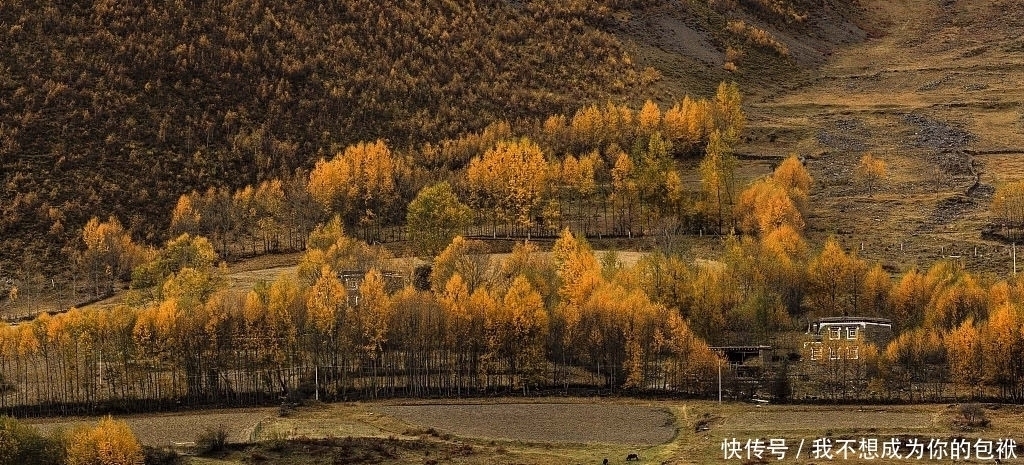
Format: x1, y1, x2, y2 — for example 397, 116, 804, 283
847, 326, 859, 340
809, 344, 822, 361
848, 345, 860, 360
829, 346, 841, 360
828, 327, 842, 340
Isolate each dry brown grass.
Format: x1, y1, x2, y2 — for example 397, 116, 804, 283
726, 20, 789, 57
25, 408, 275, 447
376, 402, 675, 445
27, 399, 1024, 465
739, 0, 1024, 276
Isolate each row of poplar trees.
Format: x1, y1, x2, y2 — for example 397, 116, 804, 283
0, 223, 722, 413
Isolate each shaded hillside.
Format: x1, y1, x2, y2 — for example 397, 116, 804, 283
0, 0, 643, 267
617, 0, 868, 103
0, 0, 866, 274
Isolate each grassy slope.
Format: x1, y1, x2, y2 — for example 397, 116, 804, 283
739, 0, 1024, 276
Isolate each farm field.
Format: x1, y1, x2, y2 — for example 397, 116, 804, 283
20, 399, 1024, 464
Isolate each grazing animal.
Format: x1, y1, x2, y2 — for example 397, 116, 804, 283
626, 452, 640, 461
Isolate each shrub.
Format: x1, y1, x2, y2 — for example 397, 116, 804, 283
726, 20, 789, 57
0, 416, 65, 465
66, 416, 144, 465
142, 447, 180, 465
195, 426, 229, 455
955, 404, 990, 429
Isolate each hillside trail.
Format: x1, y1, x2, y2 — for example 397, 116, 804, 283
742, 0, 1024, 274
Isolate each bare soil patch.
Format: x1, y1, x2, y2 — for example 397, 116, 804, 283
377, 402, 675, 446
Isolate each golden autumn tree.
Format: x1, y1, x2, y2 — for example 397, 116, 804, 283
493, 275, 549, 392
663, 95, 702, 151
981, 303, 1024, 397
760, 224, 809, 312
946, 318, 984, 397
552, 228, 602, 385
297, 216, 388, 284
991, 180, 1024, 239
356, 268, 394, 397
168, 192, 202, 238
637, 99, 662, 139
712, 81, 745, 143
856, 153, 887, 196
737, 178, 804, 235
890, 268, 930, 331
80, 216, 153, 298
439, 272, 485, 391
430, 236, 490, 293
466, 138, 549, 236
603, 102, 635, 148
129, 233, 219, 297
860, 263, 892, 316
807, 237, 858, 316
559, 152, 598, 222
307, 140, 408, 228
924, 273, 986, 330
569, 104, 604, 152
699, 130, 737, 233
306, 265, 350, 370
772, 154, 812, 211
689, 262, 733, 344
66, 416, 143, 465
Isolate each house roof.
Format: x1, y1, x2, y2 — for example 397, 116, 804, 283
815, 316, 892, 325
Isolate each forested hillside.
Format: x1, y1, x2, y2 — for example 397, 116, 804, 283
0, 0, 644, 269
0, 0, 865, 275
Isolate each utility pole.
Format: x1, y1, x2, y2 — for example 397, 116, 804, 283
718, 361, 722, 405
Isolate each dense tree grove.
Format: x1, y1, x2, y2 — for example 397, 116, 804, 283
0, 83, 754, 306
4, 200, 1024, 411
0, 227, 725, 412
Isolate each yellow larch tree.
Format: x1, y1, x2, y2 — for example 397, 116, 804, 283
466, 138, 550, 235
699, 130, 737, 233
712, 81, 745, 143
637, 99, 662, 139
807, 237, 856, 316
307, 140, 407, 228
497, 275, 549, 392
856, 153, 886, 196
772, 154, 812, 211
737, 178, 804, 235
66, 416, 143, 465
